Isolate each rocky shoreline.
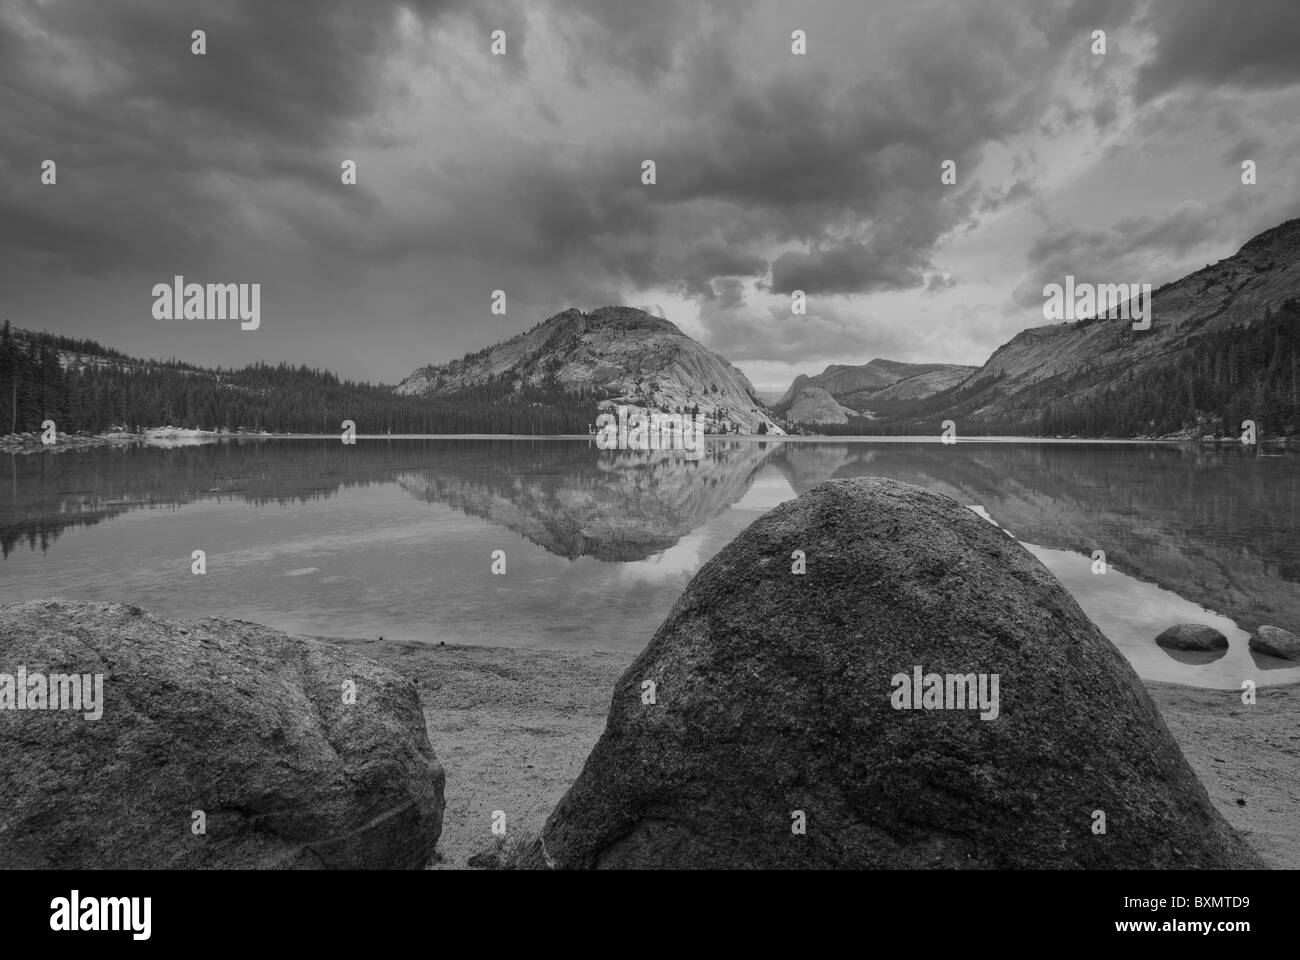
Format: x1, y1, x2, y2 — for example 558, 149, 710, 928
0, 427, 261, 453
3, 602, 1291, 869
331, 637, 1298, 870
3, 478, 1295, 869
3, 430, 1295, 451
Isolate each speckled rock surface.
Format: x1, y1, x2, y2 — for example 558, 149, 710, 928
1250, 625, 1300, 661
1155, 624, 1229, 651
517, 478, 1264, 869
0, 599, 444, 868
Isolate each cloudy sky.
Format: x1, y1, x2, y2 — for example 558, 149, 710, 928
3, 0, 1299, 392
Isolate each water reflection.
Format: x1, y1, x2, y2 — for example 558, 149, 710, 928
2, 438, 1298, 687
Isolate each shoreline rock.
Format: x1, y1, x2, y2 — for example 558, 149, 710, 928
517, 477, 1264, 869
0, 427, 284, 453
325, 634, 1297, 869
0, 599, 445, 869
1250, 625, 1300, 661
1155, 624, 1229, 651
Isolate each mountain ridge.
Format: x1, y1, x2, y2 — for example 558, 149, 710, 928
775, 358, 978, 421
5, 219, 1298, 440
933, 217, 1300, 436
785, 217, 1300, 439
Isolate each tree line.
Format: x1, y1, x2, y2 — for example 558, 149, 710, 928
0, 322, 604, 435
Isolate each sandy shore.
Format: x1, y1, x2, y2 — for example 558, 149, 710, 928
327, 636, 1299, 870
1146, 680, 1299, 870
327, 637, 624, 869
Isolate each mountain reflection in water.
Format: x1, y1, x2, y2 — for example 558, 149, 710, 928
3, 437, 1297, 687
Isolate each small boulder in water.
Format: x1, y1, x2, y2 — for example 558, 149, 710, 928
1155, 624, 1229, 651
1249, 625, 1300, 661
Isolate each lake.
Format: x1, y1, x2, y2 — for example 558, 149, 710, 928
3, 437, 1298, 688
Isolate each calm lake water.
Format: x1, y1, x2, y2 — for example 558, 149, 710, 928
3, 437, 1298, 688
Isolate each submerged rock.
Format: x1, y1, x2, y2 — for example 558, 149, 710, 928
1249, 625, 1300, 661
518, 478, 1263, 869
1155, 624, 1229, 651
0, 599, 444, 868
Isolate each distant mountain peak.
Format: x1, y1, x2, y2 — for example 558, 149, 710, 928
584, 305, 680, 330
397, 307, 784, 435
776, 358, 977, 415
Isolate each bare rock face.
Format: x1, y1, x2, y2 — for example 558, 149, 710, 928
786, 386, 856, 425
397, 305, 784, 436
0, 599, 444, 869
1155, 624, 1229, 651
518, 478, 1263, 869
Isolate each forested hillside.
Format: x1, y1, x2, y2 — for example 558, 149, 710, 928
1039, 298, 1300, 438
0, 322, 600, 435
789, 219, 1300, 440
789, 299, 1299, 439
796, 298, 1298, 439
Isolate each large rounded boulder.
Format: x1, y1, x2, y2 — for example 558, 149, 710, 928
0, 599, 444, 868
519, 478, 1263, 869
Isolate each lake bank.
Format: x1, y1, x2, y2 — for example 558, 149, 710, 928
4, 431, 1296, 451
0, 427, 265, 453
325, 635, 1300, 870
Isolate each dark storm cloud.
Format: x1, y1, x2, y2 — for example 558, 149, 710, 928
404, 0, 1111, 316
0, 0, 520, 276
681, 245, 768, 300
769, 239, 928, 296
650, 0, 1128, 306
1135, 0, 1300, 102
3, 0, 1296, 381
1, 0, 523, 147
0, 0, 1134, 297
